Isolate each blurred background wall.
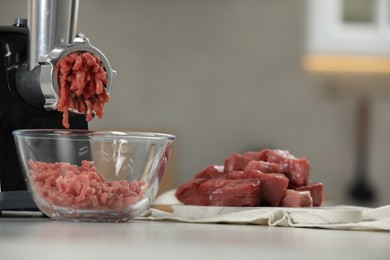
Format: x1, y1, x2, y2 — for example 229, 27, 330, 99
1, 0, 390, 206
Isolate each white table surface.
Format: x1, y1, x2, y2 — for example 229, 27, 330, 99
0, 212, 389, 260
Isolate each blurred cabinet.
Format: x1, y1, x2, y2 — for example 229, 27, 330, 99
303, 0, 390, 205
306, 0, 390, 59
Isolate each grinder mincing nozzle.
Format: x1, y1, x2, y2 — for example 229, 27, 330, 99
39, 36, 116, 111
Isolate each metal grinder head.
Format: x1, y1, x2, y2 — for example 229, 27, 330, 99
16, 0, 116, 114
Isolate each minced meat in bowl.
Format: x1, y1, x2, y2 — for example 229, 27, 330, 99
13, 129, 175, 222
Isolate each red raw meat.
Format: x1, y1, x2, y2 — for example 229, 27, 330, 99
198, 178, 261, 206
242, 151, 262, 160
260, 149, 310, 187
250, 150, 270, 161
245, 170, 289, 206
227, 170, 247, 179
243, 160, 281, 173
280, 189, 313, 207
194, 165, 225, 179
175, 149, 323, 208
296, 182, 324, 207
224, 153, 252, 172
28, 160, 144, 210
57, 51, 110, 128
174, 179, 204, 205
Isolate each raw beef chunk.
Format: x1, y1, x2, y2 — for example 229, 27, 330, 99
260, 149, 310, 186
243, 160, 281, 173
198, 178, 261, 206
295, 182, 324, 206
175, 148, 324, 208
194, 165, 225, 179
227, 169, 288, 206
280, 190, 313, 207
224, 153, 252, 172
174, 178, 205, 205
242, 151, 263, 160
247, 170, 289, 206
227, 170, 247, 180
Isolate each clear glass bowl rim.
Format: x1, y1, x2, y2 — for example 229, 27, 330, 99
12, 129, 176, 141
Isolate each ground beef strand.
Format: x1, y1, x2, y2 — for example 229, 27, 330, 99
57, 51, 110, 128
28, 160, 145, 210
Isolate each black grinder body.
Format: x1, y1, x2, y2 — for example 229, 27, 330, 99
0, 25, 88, 211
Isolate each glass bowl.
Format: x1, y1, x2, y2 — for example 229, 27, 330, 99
12, 129, 175, 222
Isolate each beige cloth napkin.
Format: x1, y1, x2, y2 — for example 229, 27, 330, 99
138, 190, 390, 231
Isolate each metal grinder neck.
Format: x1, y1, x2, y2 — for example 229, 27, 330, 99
28, 0, 79, 71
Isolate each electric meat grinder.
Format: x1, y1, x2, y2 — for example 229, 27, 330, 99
0, 0, 116, 211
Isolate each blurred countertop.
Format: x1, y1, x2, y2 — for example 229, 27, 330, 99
0, 211, 389, 260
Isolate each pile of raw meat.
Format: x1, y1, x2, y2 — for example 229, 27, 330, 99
175, 149, 324, 207
28, 160, 145, 210
57, 51, 110, 128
